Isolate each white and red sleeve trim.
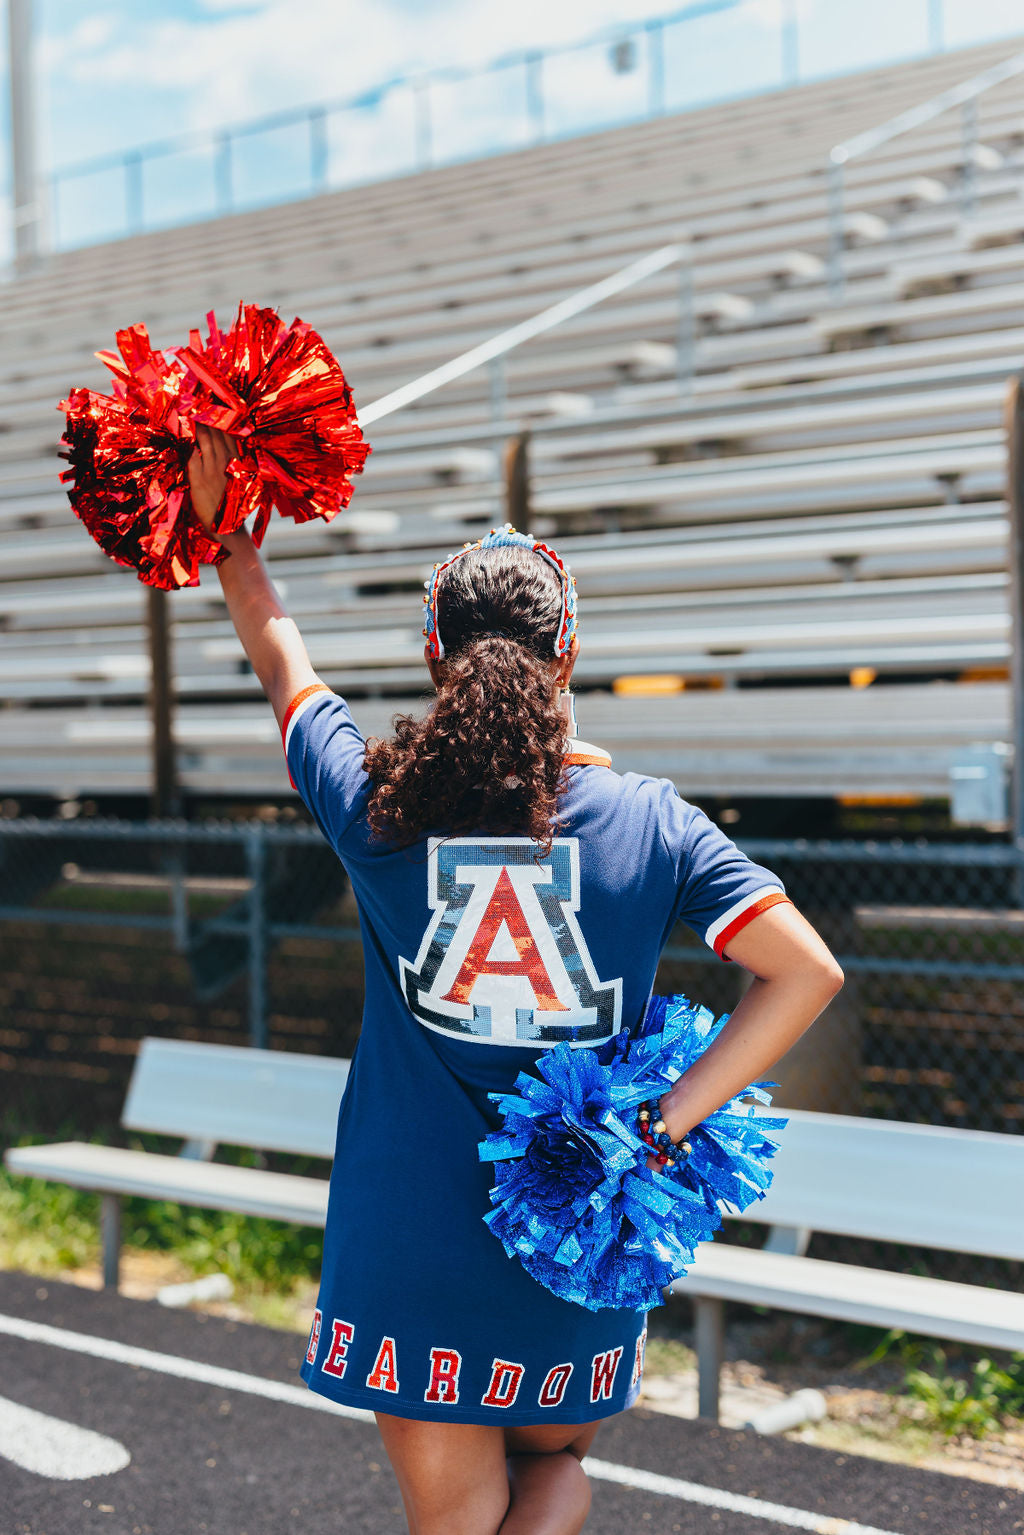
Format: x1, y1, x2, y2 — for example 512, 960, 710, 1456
706, 887, 790, 959
281, 682, 334, 788
563, 737, 611, 768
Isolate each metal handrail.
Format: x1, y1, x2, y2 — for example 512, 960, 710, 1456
358, 242, 690, 429
825, 48, 1024, 299
43, 0, 742, 251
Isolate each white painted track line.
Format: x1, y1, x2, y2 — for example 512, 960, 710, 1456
0, 1310, 373, 1422
0, 1394, 131, 1480
583, 1456, 906, 1535
0, 1311, 908, 1533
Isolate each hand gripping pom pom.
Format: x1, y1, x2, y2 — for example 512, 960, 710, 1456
477, 994, 788, 1312
57, 304, 370, 588
173, 303, 371, 547
58, 324, 226, 590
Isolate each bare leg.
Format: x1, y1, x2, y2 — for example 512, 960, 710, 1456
374, 1413, 510, 1535
500, 1449, 591, 1534
499, 1420, 604, 1534
374, 1413, 606, 1535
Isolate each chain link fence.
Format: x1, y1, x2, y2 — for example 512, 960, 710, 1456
2, 817, 1021, 1287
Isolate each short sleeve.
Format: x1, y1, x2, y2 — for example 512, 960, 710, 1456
657, 780, 790, 959
282, 683, 370, 850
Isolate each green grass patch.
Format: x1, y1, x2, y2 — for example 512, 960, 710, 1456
37, 884, 233, 918
902, 1345, 1024, 1438
0, 1169, 99, 1275
858, 1329, 1024, 1439
2, 1130, 327, 1292
643, 1335, 696, 1377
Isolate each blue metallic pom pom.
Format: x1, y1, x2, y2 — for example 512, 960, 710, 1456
477, 993, 788, 1312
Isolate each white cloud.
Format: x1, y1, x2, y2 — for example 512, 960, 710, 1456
27, 0, 1023, 235
45, 0, 709, 132
73, 14, 118, 50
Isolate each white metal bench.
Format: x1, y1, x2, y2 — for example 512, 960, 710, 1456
3, 1036, 349, 1291
8, 1040, 1024, 1429
671, 1109, 1024, 1419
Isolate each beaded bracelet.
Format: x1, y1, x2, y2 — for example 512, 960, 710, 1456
635, 1099, 693, 1169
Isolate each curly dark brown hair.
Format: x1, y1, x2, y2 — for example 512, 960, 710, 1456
363, 543, 571, 854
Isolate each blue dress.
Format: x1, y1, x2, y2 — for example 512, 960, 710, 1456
285, 684, 787, 1425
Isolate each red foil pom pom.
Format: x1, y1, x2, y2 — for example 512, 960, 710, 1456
173, 303, 371, 548
57, 304, 370, 589
58, 323, 225, 590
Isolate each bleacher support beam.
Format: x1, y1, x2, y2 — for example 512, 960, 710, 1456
504, 431, 531, 528
147, 586, 179, 817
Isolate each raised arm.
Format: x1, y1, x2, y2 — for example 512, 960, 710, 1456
187, 424, 321, 730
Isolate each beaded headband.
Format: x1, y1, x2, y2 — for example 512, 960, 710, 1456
422, 522, 578, 662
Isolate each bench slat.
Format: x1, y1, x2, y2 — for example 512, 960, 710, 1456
4, 1142, 330, 1228
744, 1109, 1024, 1261
121, 1037, 350, 1159
670, 1245, 1024, 1353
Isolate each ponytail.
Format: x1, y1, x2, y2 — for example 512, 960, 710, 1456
363, 545, 570, 854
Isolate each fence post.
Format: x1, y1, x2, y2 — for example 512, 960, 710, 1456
927, 0, 944, 52
961, 98, 977, 216
124, 151, 143, 235
780, 0, 799, 86
214, 131, 233, 212
526, 53, 545, 143
246, 824, 268, 1049
826, 154, 845, 302
646, 20, 666, 116
414, 81, 433, 170
309, 106, 329, 192
1005, 375, 1024, 896
49, 174, 60, 252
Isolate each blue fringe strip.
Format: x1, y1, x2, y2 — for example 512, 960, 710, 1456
477, 994, 788, 1312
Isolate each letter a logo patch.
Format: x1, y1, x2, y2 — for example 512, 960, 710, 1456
399, 837, 621, 1047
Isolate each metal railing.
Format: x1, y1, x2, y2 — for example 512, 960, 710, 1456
826, 47, 1024, 299
3, 818, 1024, 1147
0, 817, 354, 1052
26, 0, 1018, 256
358, 242, 692, 433
43, 0, 743, 252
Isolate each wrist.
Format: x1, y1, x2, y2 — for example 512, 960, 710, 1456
216, 527, 255, 557
221, 527, 249, 542
636, 1097, 693, 1169
657, 1089, 694, 1146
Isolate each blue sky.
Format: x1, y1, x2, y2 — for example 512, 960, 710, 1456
2, 0, 1021, 256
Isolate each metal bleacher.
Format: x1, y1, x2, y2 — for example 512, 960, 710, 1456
1, 36, 1022, 808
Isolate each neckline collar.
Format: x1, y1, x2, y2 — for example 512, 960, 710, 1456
564, 737, 611, 768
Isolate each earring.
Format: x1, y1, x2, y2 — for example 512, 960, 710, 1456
560, 687, 578, 738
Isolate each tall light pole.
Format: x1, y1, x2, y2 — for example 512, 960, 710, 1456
7, 0, 42, 268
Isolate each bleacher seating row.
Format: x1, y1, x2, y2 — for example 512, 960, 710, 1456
1, 34, 1021, 805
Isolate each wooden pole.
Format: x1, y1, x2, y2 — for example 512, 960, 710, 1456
147, 586, 179, 817
504, 430, 531, 528
1005, 376, 1024, 866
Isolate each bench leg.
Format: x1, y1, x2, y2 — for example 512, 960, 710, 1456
694, 1296, 724, 1421
100, 1194, 121, 1290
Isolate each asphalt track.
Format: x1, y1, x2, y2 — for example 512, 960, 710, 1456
0, 1270, 1020, 1535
